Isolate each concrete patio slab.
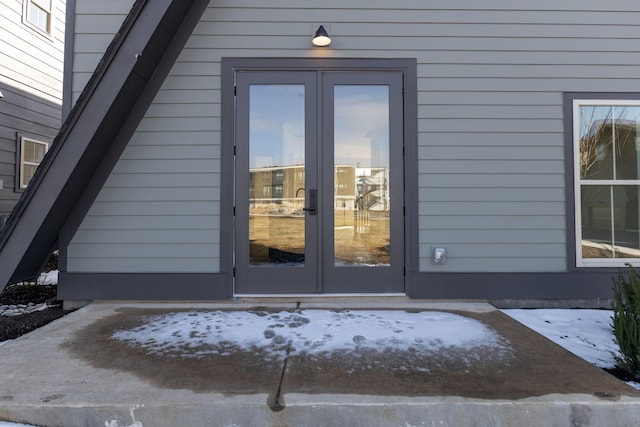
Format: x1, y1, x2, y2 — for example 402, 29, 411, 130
0, 300, 638, 427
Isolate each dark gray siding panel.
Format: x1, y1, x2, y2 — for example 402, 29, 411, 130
408, 271, 619, 300
0, 86, 61, 215
58, 272, 232, 300
0, 89, 61, 131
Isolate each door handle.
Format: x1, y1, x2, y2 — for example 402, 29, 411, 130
303, 189, 317, 215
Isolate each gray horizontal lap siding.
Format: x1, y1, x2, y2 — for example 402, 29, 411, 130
67, 1, 640, 290
67, 0, 220, 274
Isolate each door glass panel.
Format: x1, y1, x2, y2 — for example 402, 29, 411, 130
249, 85, 306, 266
333, 85, 390, 267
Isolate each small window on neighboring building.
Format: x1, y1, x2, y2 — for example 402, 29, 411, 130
23, 0, 53, 36
19, 136, 48, 189
573, 99, 640, 267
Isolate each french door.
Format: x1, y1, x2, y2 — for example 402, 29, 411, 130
234, 70, 404, 294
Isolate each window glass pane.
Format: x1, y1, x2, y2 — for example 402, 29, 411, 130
581, 185, 640, 259
581, 185, 613, 258
613, 106, 640, 180
35, 142, 46, 160
579, 106, 614, 180
27, 1, 50, 33
21, 139, 47, 187
579, 105, 640, 181
21, 164, 38, 187
24, 141, 35, 162
248, 85, 306, 266
23, 140, 47, 163
23, 140, 46, 163
612, 185, 640, 258
33, 0, 52, 9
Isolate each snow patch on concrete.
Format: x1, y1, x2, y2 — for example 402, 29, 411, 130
112, 310, 512, 364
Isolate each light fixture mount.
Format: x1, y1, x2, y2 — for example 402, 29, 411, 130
312, 25, 331, 47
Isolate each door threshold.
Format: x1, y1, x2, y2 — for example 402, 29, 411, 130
233, 293, 407, 298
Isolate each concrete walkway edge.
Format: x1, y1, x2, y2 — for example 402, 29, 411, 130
0, 300, 638, 427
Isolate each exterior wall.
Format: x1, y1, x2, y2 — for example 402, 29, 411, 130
66, 0, 640, 277
67, 0, 218, 273
0, 0, 65, 217
70, 0, 133, 104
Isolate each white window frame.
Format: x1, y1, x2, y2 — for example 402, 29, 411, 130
22, 0, 54, 37
574, 99, 640, 267
19, 136, 49, 190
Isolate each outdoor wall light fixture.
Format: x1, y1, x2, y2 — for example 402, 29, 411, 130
0, 90, 3, 100
312, 25, 331, 47
432, 247, 446, 264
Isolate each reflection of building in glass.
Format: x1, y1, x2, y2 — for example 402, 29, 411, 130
250, 165, 306, 213
249, 165, 389, 213
355, 167, 390, 212
582, 118, 640, 180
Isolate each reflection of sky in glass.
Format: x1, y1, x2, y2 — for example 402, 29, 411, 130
249, 85, 305, 169
580, 105, 640, 139
248, 85, 390, 169
334, 86, 389, 168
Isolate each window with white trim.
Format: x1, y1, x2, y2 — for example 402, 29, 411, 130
19, 137, 48, 189
574, 100, 640, 266
23, 0, 53, 36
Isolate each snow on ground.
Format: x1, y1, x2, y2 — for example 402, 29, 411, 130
113, 308, 640, 389
113, 310, 511, 363
503, 309, 640, 390
36, 270, 58, 286
0, 423, 35, 427
503, 309, 618, 368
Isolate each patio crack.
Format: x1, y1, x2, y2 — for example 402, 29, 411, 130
267, 301, 301, 411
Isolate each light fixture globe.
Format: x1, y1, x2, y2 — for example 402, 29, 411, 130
312, 25, 331, 47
